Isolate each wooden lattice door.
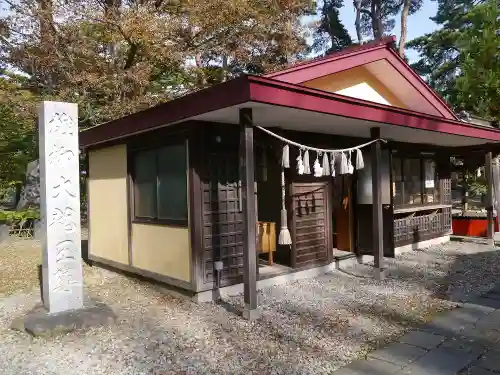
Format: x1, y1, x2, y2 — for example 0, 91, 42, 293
201, 143, 245, 287
291, 182, 332, 268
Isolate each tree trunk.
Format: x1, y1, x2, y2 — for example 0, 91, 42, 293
104, 0, 122, 63
371, 0, 382, 39
353, 0, 363, 43
398, 0, 411, 57
195, 53, 207, 86
37, 0, 55, 92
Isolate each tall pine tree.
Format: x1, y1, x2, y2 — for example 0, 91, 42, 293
408, 0, 498, 120
407, 0, 481, 103
313, 0, 353, 54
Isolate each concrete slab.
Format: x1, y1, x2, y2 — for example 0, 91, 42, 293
399, 331, 446, 350
475, 311, 500, 332
489, 284, 500, 294
440, 337, 487, 356
419, 307, 489, 337
482, 290, 500, 301
467, 297, 500, 310
460, 366, 497, 375
460, 325, 500, 347
461, 302, 496, 315
475, 352, 500, 372
368, 342, 427, 367
12, 301, 116, 337
395, 347, 478, 375
334, 358, 402, 375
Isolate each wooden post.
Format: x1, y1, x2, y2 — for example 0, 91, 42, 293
371, 127, 385, 280
485, 151, 495, 246
239, 108, 259, 320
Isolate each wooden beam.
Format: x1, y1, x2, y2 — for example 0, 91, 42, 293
239, 108, 259, 320
485, 151, 495, 246
371, 127, 385, 280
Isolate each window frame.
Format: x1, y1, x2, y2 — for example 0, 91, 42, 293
130, 137, 189, 227
392, 154, 440, 209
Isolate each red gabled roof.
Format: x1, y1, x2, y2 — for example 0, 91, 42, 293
266, 36, 397, 78
265, 36, 458, 121
80, 75, 500, 148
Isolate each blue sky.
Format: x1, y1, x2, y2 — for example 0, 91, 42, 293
305, 0, 439, 62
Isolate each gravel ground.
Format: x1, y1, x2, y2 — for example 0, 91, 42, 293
1, 239, 500, 375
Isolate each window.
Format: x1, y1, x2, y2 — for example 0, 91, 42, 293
404, 158, 422, 205
392, 155, 439, 207
133, 141, 188, 225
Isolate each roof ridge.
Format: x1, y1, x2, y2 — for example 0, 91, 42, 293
265, 36, 396, 77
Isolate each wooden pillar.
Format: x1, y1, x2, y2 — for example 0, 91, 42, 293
485, 151, 495, 246
239, 108, 259, 320
371, 127, 385, 280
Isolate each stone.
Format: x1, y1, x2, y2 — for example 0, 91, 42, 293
396, 347, 478, 375
33, 220, 44, 241
39, 101, 83, 314
334, 358, 402, 375
461, 302, 496, 315
399, 331, 446, 350
460, 326, 500, 347
13, 301, 116, 337
440, 337, 487, 356
419, 307, 489, 337
489, 284, 500, 294
368, 342, 427, 367
482, 290, 500, 301
0, 224, 9, 243
461, 366, 497, 375
475, 311, 500, 332
476, 352, 500, 372
468, 297, 500, 310
16, 159, 40, 210
242, 307, 261, 321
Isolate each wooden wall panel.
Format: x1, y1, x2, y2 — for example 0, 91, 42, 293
200, 128, 245, 287
291, 182, 331, 268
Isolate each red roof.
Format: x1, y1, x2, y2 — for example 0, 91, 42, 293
265, 36, 458, 120
265, 36, 397, 78
80, 74, 500, 148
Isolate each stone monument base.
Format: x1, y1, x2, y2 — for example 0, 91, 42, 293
12, 300, 116, 337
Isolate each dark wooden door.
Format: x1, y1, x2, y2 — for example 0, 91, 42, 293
291, 182, 332, 268
201, 133, 245, 287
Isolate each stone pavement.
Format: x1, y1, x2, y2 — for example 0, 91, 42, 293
334, 284, 500, 375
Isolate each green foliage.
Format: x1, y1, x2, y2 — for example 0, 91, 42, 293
454, 0, 500, 120
313, 0, 352, 55
407, 0, 499, 121
0, 209, 40, 225
0, 77, 38, 191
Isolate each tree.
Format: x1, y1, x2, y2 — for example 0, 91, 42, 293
0, 0, 314, 126
0, 77, 38, 195
407, 0, 481, 103
407, 0, 499, 119
398, 0, 423, 56
353, 0, 401, 41
454, 0, 499, 120
313, 0, 353, 54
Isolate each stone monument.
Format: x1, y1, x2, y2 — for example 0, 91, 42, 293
12, 101, 115, 336
39, 101, 83, 313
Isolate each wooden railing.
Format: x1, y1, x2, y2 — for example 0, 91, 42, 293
394, 207, 452, 247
